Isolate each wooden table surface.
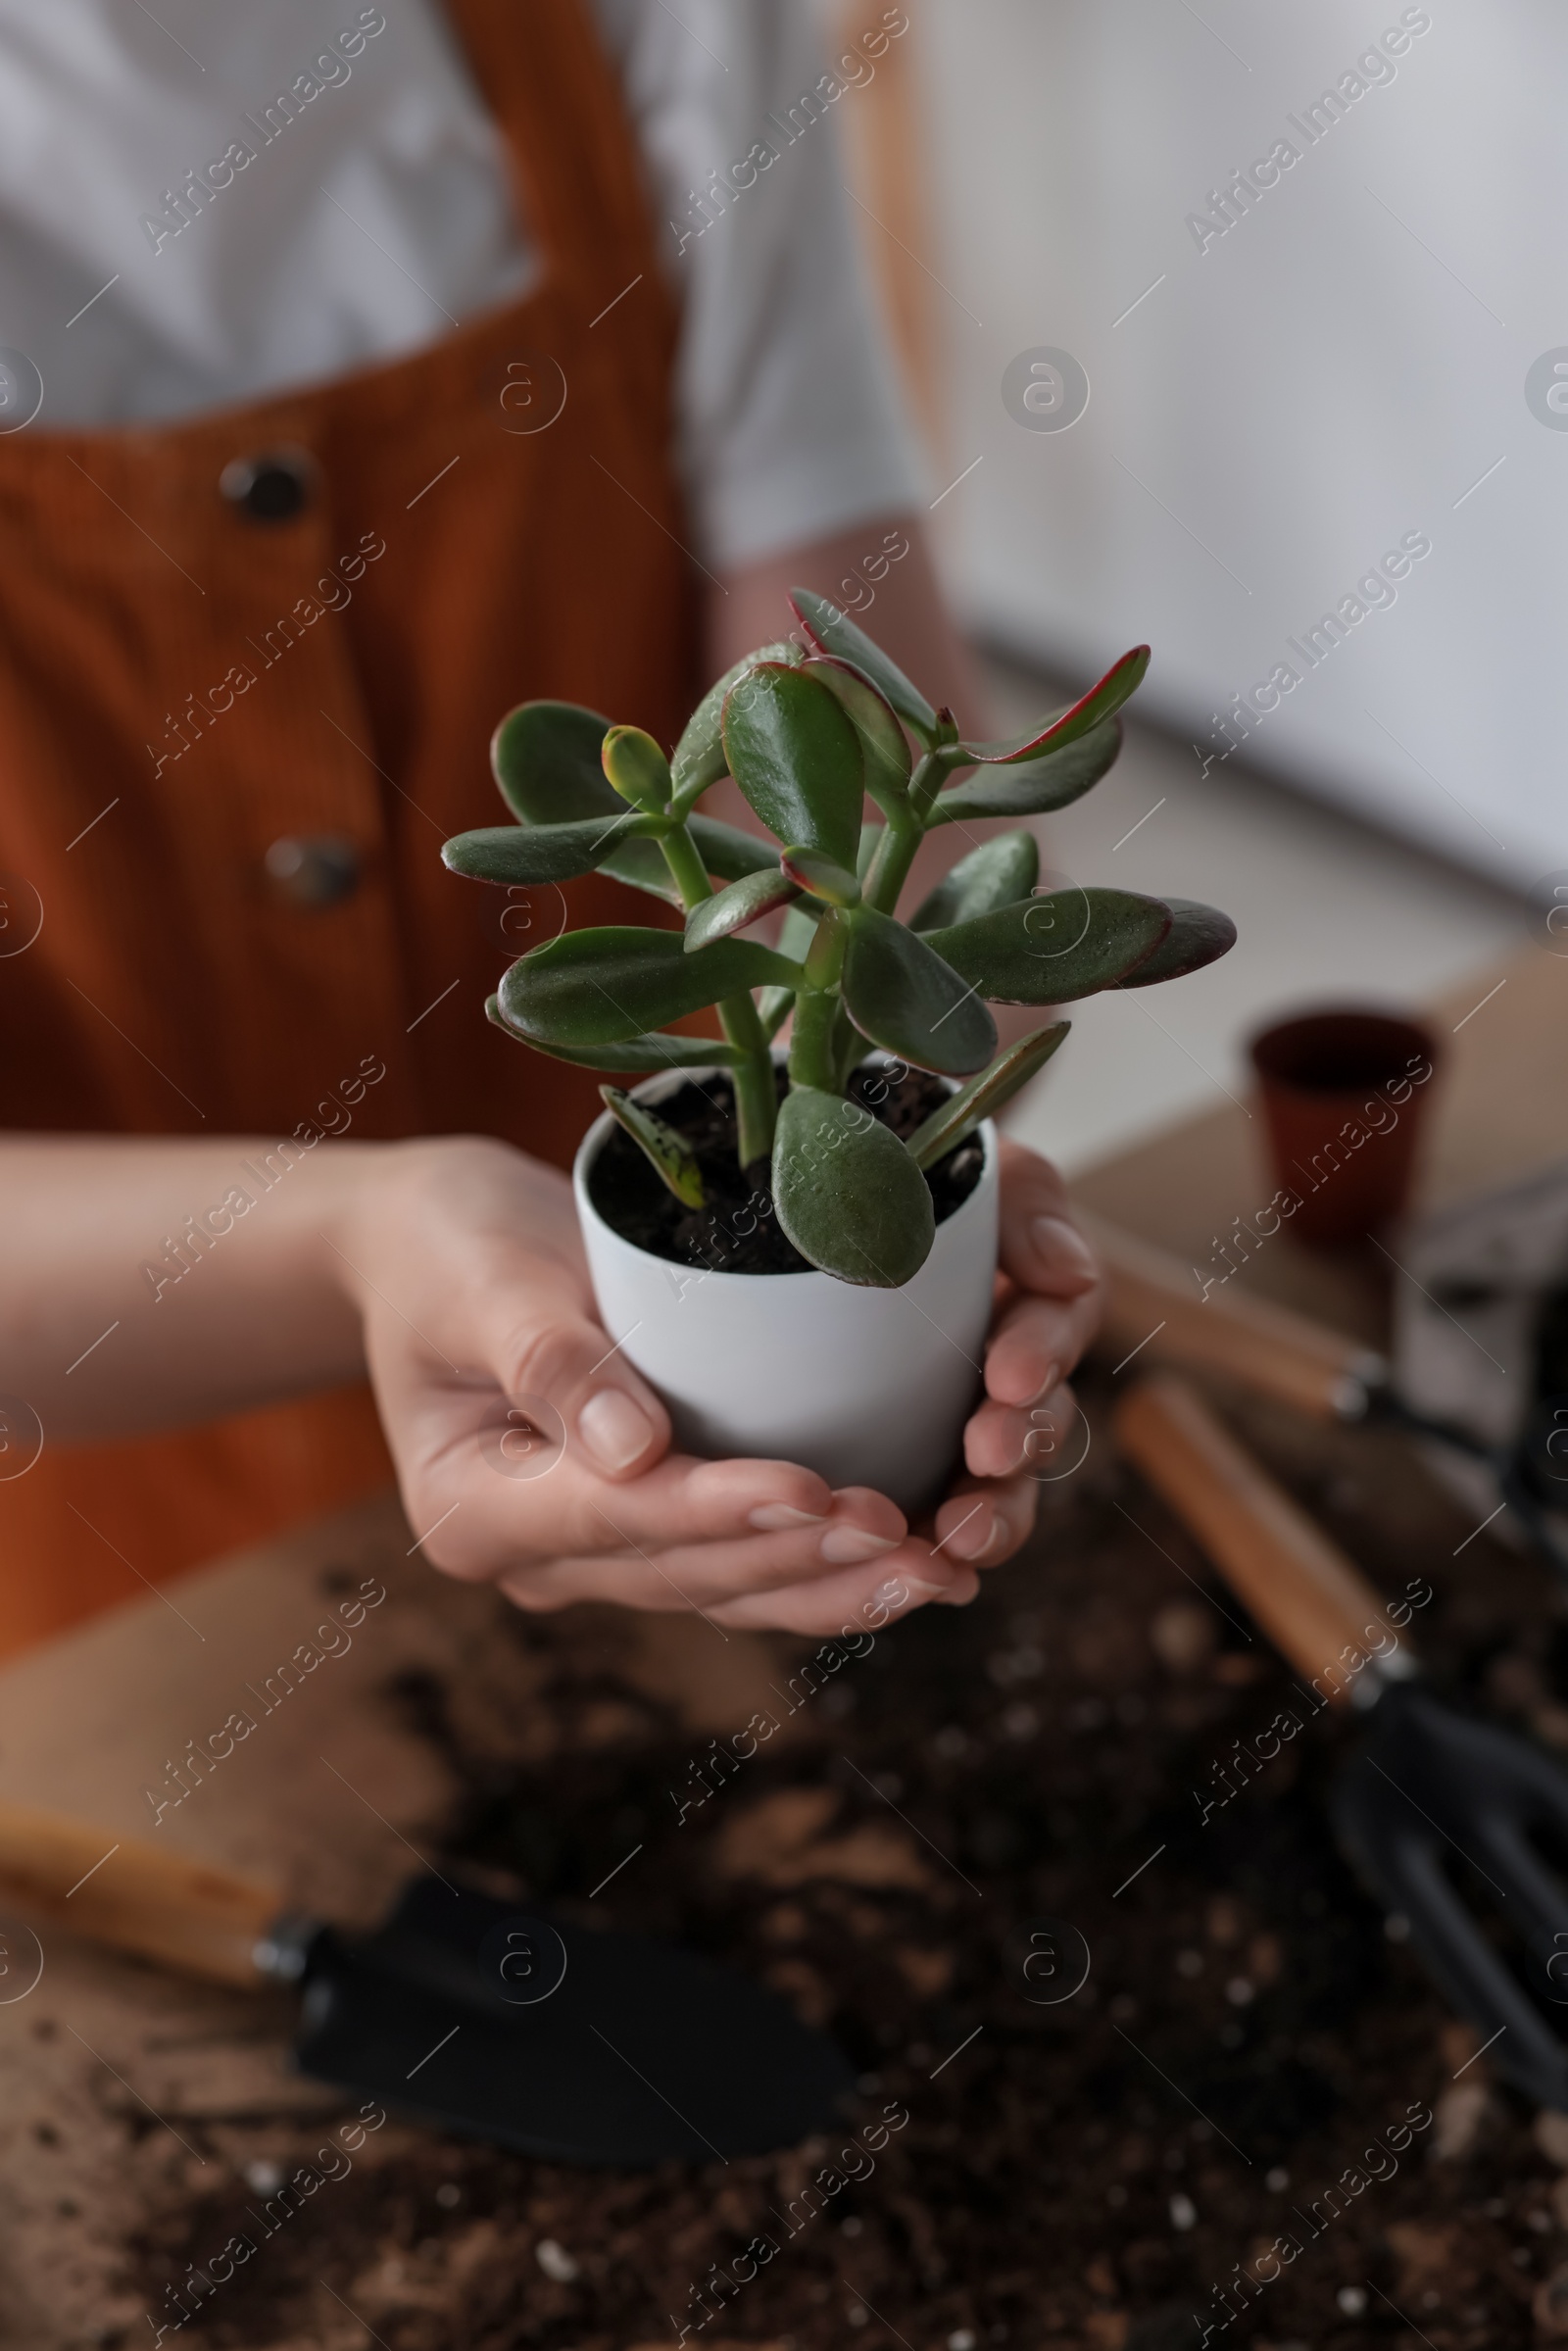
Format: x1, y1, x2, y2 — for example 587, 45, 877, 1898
0, 1501, 798, 2344
1, 943, 1561, 2345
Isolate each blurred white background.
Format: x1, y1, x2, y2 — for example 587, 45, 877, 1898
909, 0, 1566, 891
827, 0, 1552, 1167
980, 649, 1521, 1170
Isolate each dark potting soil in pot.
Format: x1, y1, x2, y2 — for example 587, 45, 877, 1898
587, 1064, 985, 1275
124, 1378, 1568, 2351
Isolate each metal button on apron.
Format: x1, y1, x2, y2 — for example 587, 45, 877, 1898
264, 835, 363, 908
220, 447, 316, 523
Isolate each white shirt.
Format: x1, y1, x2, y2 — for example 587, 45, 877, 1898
0, 0, 923, 568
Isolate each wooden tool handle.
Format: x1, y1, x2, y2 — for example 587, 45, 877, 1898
1114, 1376, 1408, 1703
1080, 1209, 1385, 1423
0, 1798, 282, 1987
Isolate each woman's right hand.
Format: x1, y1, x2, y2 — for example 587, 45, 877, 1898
333, 1136, 982, 1633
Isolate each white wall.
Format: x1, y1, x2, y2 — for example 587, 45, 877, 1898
914, 0, 1565, 891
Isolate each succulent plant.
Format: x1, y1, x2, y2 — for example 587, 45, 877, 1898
442, 594, 1234, 1288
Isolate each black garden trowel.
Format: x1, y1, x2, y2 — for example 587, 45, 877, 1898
0, 1799, 853, 2161
1117, 1374, 1568, 2112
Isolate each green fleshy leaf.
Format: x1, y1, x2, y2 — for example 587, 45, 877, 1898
499, 927, 801, 1048
670, 641, 804, 811
686, 815, 781, 882
956, 648, 1150, 765
487, 997, 742, 1071
906, 1023, 1070, 1169
841, 906, 998, 1077
684, 866, 802, 953
597, 836, 685, 906
804, 905, 850, 991
781, 846, 861, 907
442, 813, 649, 885
923, 889, 1171, 1004
805, 658, 912, 815
1112, 899, 1238, 987
772, 1086, 934, 1287
788, 589, 939, 742
928, 720, 1122, 824
857, 821, 885, 879
721, 663, 863, 871
491, 701, 618, 823
600, 1086, 706, 1209
909, 831, 1040, 932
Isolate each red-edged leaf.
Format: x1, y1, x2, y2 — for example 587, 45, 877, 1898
928, 720, 1122, 824
804, 658, 912, 813
922, 889, 1170, 1005
788, 589, 939, 741
780, 846, 861, 907
683, 866, 802, 953
956, 647, 1150, 766
1111, 899, 1237, 987
670, 639, 805, 808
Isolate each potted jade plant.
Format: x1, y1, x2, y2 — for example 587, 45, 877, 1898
442, 594, 1233, 1511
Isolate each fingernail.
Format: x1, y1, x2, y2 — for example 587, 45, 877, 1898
901, 1575, 956, 1598
578, 1388, 655, 1473
820, 1525, 903, 1564
1020, 1390, 1071, 1470
943, 1504, 996, 1562
1030, 1214, 1098, 1285
748, 1503, 828, 1532
936, 1573, 981, 1607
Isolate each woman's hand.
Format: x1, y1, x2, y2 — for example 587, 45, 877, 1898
333, 1137, 980, 1634
337, 1134, 1101, 1629
921, 1138, 1103, 1604
0, 1125, 1099, 1636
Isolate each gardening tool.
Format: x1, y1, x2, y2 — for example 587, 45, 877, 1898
0, 1798, 853, 2162
1086, 1211, 1568, 1582
1116, 1374, 1568, 2113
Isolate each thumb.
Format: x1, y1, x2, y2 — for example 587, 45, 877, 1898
491, 1292, 673, 1481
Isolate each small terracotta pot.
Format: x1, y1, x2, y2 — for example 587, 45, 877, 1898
1248, 1006, 1441, 1249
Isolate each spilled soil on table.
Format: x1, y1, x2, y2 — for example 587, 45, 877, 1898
125, 1380, 1568, 2350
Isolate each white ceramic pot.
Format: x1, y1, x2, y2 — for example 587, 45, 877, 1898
572, 1069, 999, 1517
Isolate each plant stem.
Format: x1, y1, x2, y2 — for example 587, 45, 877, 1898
789, 988, 840, 1092
657, 822, 713, 909
722, 997, 778, 1169
862, 808, 922, 917
863, 739, 971, 915
833, 1004, 869, 1090
906, 744, 952, 822
863, 745, 947, 916
658, 820, 777, 1169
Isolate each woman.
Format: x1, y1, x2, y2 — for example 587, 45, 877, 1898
0, 0, 1100, 1650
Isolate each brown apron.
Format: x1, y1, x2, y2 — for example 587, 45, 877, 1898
0, 0, 696, 1656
